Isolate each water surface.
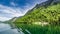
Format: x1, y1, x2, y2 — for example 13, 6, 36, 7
0, 23, 22, 34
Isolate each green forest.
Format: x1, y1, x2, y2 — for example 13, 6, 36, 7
6, 0, 60, 34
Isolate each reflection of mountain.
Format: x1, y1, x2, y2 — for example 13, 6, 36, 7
0, 21, 3, 23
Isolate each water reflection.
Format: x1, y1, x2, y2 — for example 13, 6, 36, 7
0, 23, 20, 34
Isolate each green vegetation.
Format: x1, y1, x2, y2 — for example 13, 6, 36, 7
12, 1, 60, 34
15, 24, 60, 34
15, 4, 60, 25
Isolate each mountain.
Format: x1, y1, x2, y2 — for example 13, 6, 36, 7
25, 0, 60, 15
14, 0, 60, 25
3, 17, 17, 23
4, 0, 60, 25
4, 0, 60, 34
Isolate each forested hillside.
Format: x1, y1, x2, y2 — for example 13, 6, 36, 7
6, 0, 60, 34
14, 0, 60, 25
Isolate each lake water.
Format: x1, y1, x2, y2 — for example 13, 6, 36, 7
0, 23, 24, 34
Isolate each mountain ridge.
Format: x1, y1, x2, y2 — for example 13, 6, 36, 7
3, 0, 60, 25
25, 0, 60, 15
13, 0, 60, 25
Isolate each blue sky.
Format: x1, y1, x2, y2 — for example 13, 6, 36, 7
0, 0, 47, 21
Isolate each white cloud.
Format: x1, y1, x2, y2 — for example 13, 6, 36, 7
0, 0, 47, 21
10, 2, 17, 6
0, 3, 34, 21
0, 4, 24, 16
0, 17, 11, 21
23, 0, 47, 14
34, 0, 47, 4
0, 4, 24, 21
23, 3, 36, 14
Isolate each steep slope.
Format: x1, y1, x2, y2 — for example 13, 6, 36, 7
11, 0, 60, 34
14, 0, 60, 25
2, 0, 60, 34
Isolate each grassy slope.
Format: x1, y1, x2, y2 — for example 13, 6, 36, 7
15, 4, 60, 25
14, 2, 60, 34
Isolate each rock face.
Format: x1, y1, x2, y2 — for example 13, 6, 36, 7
41, 0, 60, 5
51, 0, 60, 4
53, 0, 60, 2
26, 0, 60, 15
34, 0, 60, 8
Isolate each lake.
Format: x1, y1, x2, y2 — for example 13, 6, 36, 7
0, 23, 24, 34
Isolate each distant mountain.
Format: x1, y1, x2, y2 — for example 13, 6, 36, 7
4, 0, 60, 25
5, 0, 60, 34
3, 16, 23, 23
13, 0, 60, 25
3, 17, 17, 23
